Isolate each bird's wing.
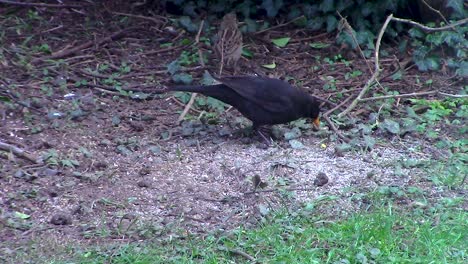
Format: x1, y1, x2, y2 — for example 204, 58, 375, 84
214, 76, 293, 113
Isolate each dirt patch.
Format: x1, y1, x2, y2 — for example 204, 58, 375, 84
1, 98, 427, 246
0, 5, 463, 261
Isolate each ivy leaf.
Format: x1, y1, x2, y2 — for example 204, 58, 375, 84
172, 73, 193, 84
271, 37, 290, 48
381, 119, 400, 134
289, 139, 304, 149
242, 48, 253, 58
261, 0, 284, 17
15, 211, 30, 219
167, 60, 181, 75
446, 0, 465, 18
201, 71, 214, 85
309, 42, 330, 49
415, 57, 440, 71
243, 18, 259, 33
262, 62, 276, 69
325, 15, 338, 32
178, 16, 198, 32
363, 135, 376, 149
391, 70, 403, 80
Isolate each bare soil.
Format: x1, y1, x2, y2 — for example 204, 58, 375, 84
0, 4, 463, 261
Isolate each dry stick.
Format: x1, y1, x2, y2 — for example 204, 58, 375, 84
254, 15, 305, 35
0, 0, 86, 8
337, 14, 393, 118
0, 141, 43, 164
322, 95, 354, 143
438, 92, 468, 98
31, 27, 133, 63
420, 0, 450, 25
220, 247, 258, 263
358, 90, 438, 102
339, 15, 468, 117
337, 12, 373, 75
109, 10, 168, 24
176, 20, 205, 124
392, 16, 468, 32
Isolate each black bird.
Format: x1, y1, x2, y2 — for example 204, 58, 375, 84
167, 75, 320, 130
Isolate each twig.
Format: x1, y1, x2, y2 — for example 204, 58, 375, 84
359, 90, 438, 102
177, 20, 205, 124
322, 95, 353, 143
324, 95, 354, 116
254, 15, 305, 35
221, 247, 258, 263
32, 27, 134, 63
338, 14, 393, 118
109, 11, 168, 24
141, 45, 184, 56
244, 186, 317, 195
391, 16, 468, 32
337, 12, 373, 75
421, 0, 450, 25
0, 0, 86, 8
438, 92, 468, 98
0, 141, 43, 164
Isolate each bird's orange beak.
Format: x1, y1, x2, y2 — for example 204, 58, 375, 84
313, 117, 320, 130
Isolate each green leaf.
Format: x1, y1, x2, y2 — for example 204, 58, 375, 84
167, 60, 180, 75
446, 0, 465, 18
415, 57, 440, 71
391, 70, 403, 80
262, 62, 276, 69
284, 128, 301, 140
172, 73, 193, 84
261, 0, 283, 17
325, 15, 338, 32
309, 42, 330, 49
0, 96, 11, 102
363, 135, 376, 149
271, 37, 290, 48
15, 211, 31, 219
241, 48, 253, 58
112, 115, 121, 126
289, 139, 304, 149
178, 16, 198, 32
381, 119, 400, 134
201, 71, 214, 85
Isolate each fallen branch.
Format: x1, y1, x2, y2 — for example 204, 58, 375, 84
322, 95, 354, 143
359, 90, 438, 102
220, 247, 258, 263
337, 14, 393, 118
337, 12, 373, 75
0, 0, 86, 8
392, 16, 468, 32
32, 27, 134, 63
177, 20, 205, 124
0, 141, 43, 164
254, 15, 305, 35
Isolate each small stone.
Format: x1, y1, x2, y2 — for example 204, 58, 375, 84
137, 180, 151, 188
50, 213, 72, 225
94, 161, 108, 169
139, 167, 151, 176
313, 172, 329, 186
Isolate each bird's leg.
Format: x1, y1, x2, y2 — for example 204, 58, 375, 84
253, 124, 271, 144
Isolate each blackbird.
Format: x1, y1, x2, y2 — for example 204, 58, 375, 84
167, 75, 320, 130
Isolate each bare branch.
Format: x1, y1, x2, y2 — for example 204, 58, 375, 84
338, 14, 393, 117
177, 20, 206, 124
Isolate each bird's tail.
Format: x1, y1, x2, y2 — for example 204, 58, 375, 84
167, 84, 223, 93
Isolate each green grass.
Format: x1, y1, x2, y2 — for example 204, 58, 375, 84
45, 201, 466, 264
